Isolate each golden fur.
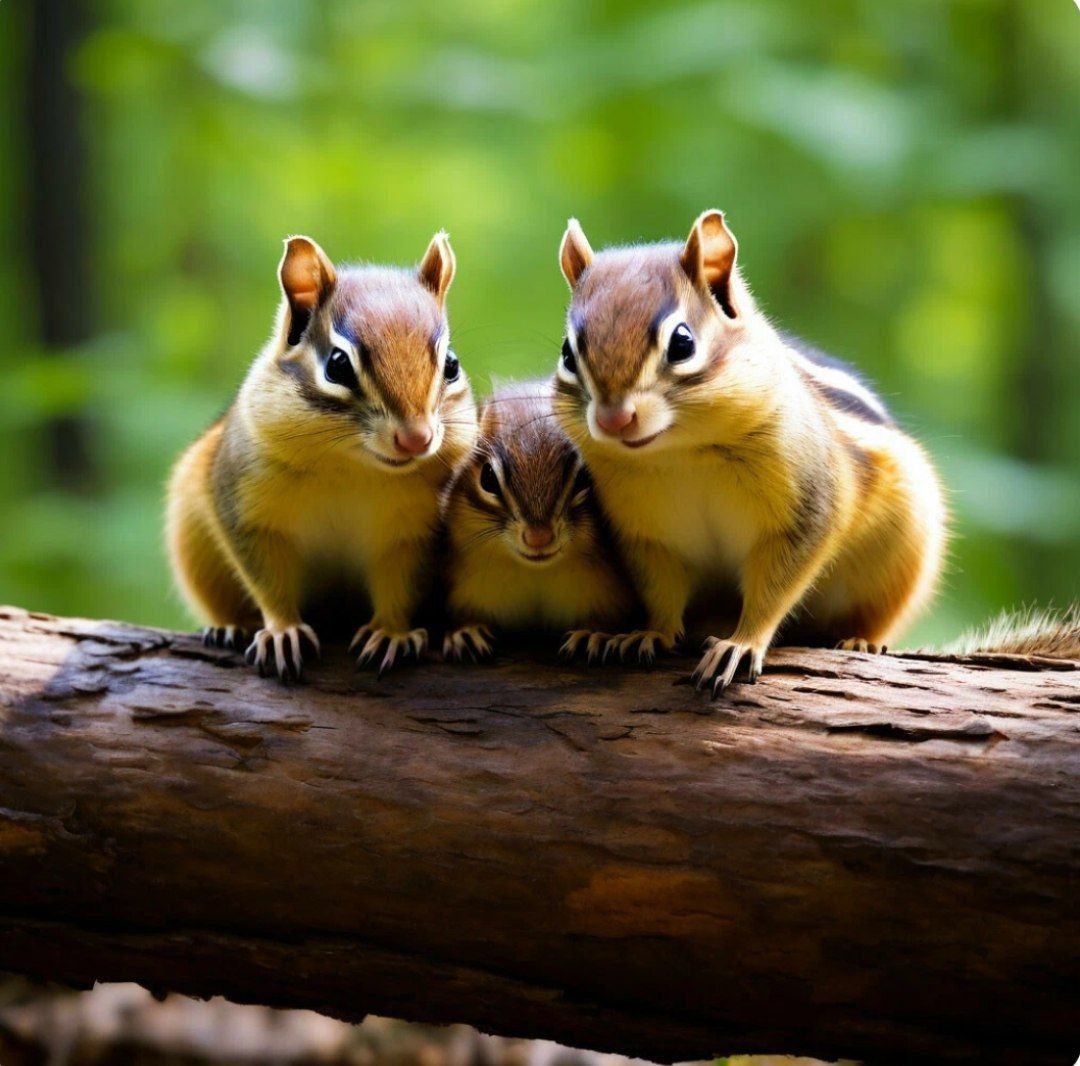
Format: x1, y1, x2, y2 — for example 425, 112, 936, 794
166, 233, 478, 679
553, 210, 948, 691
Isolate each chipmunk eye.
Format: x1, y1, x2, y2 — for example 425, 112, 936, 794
560, 338, 577, 375
571, 465, 591, 501
479, 462, 501, 498
325, 348, 358, 390
444, 350, 460, 382
666, 324, 696, 364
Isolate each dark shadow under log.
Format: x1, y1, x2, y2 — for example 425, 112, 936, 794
0, 606, 1076, 1066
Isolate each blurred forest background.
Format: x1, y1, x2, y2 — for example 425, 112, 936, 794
0, 0, 1077, 644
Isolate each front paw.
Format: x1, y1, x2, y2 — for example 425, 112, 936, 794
443, 624, 496, 664
350, 622, 427, 677
693, 635, 766, 696
837, 638, 886, 654
202, 625, 248, 652
244, 623, 320, 682
560, 629, 675, 665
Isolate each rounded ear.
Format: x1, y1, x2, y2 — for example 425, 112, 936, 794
559, 218, 594, 289
279, 236, 337, 346
680, 210, 739, 318
418, 230, 456, 305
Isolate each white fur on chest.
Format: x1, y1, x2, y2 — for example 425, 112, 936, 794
593, 451, 761, 577
260, 461, 439, 568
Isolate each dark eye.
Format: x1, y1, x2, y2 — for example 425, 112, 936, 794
325, 348, 358, 389
666, 323, 696, 364
444, 350, 460, 382
479, 462, 501, 497
561, 338, 577, 375
571, 465, 591, 501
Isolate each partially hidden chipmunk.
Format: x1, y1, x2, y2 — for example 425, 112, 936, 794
553, 210, 948, 694
440, 381, 638, 661
166, 232, 478, 680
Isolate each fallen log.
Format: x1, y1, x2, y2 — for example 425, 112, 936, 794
0, 606, 1076, 1066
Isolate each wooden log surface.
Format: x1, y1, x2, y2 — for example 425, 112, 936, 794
0, 606, 1077, 1066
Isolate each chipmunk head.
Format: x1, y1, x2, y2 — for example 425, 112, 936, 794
249, 232, 476, 473
553, 211, 760, 455
445, 383, 596, 567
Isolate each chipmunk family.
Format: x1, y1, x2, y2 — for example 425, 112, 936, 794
553, 210, 948, 693
441, 381, 638, 661
166, 232, 478, 680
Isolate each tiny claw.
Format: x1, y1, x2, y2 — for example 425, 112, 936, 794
360, 631, 385, 665
299, 623, 321, 658
377, 643, 397, 679
349, 626, 371, 655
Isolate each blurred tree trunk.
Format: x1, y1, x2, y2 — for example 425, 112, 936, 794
27, 0, 96, 493
1003, 0, 1073, 596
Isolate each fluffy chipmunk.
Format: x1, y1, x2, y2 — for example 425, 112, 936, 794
441, 381, 638, 661
166, 232, 478, 680
553, 210, 948, 693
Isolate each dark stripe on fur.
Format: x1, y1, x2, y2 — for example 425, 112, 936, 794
783, 331, 893, 426
280, 357, 355, 415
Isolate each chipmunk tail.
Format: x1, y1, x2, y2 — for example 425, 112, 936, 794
937, 603, 1080, 659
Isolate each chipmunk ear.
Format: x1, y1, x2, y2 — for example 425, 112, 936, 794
681, 210, 739, 318
559, 218, 594, 289
418, 230, 456, 305
279, 236, 337, 346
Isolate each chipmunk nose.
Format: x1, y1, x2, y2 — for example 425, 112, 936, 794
595, 403, 637, 437
522, 525, 555, 550
394, 422, 434, 456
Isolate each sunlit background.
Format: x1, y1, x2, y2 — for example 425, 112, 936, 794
0, 0, 1077, 645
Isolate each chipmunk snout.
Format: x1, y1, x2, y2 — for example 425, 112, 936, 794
594, 402, 637, 437
394, 422, 434, 456
522, 524, 555, 550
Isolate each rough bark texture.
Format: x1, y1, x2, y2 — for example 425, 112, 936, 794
0, 606, 1077, 1066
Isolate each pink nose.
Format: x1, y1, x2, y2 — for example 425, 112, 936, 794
394, 423, 434, 456
522, 525, 555, 550
595, 404, 637, 436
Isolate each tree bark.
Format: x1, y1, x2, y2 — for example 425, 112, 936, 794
0, 606, 1076, 1066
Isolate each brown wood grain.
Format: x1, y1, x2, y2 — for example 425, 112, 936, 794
0, 606, 1077, 1066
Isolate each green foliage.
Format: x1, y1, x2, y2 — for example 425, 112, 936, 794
0, 0, 1077, 642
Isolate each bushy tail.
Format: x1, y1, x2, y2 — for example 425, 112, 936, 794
939, 603, 1080, 659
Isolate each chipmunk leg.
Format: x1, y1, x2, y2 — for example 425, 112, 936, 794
228, 530, 319, 682
351, 541, 429, 676
694, 532, 827, 695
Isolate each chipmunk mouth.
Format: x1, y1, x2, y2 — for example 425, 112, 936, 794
363, 445, 417, 468
622, 428, 667, 449
517, 547, 563, 564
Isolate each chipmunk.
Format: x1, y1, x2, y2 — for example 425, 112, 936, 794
440, 381, 638, 661
166, 232, 478, 680
553, 210, 948, 694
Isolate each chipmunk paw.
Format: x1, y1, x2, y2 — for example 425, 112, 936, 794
351, 623, 427, 677
604, 630, 676, 665
443, 624, 495, 663
244, 623, 320, 682
693, 636, 766, 696
202, 625, 248, 652
836, 638, 886, 654
559, 630, 612, 662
